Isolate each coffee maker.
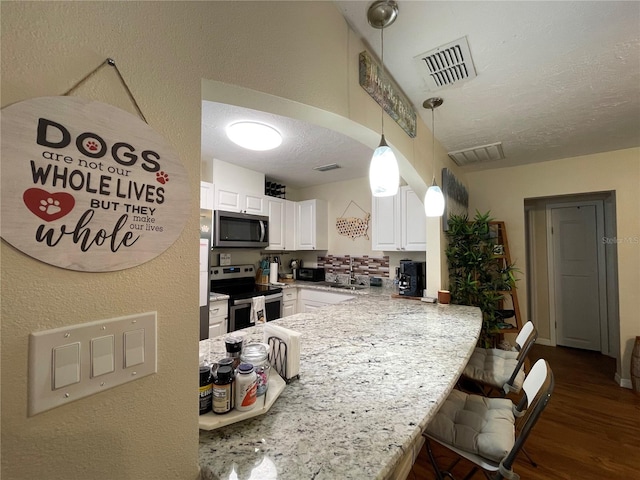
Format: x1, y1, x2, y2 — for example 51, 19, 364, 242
398, 260, 426, 297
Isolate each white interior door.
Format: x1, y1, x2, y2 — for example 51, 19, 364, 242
548, 203, 606, 351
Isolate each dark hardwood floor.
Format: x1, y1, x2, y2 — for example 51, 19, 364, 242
409, 344, 640, 480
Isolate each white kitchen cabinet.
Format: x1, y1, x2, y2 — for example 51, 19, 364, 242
214, 185, 265, 215
282, 288, 298, 317
299, 300, 326, 312
295, 199, 328, 250
371, 186, 426, 251
209, 300, 228, 339
200, 181, 215, 210
298, 288, 354, 312
266, 197, 296, 251
400, 187, 427, 250
212, 159, 265, 214
371, 192, 401, 250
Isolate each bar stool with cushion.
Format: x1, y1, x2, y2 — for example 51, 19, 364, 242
423, 358, 554, 480
461, 321, 538, 396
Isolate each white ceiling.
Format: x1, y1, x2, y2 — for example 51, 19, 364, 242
201, 1, 640, 189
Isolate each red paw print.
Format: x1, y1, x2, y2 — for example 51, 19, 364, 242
156, 171, 169, 184
85, 140, 99, 151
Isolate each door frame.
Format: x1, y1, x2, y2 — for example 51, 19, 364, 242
545, 200, 608, 354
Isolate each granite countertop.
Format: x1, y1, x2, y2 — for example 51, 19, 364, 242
211, 280, 372, 301
198, 292, 481, 480
209, 292, 230, 302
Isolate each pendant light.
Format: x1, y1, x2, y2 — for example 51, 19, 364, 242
367, 0, 400, 197
422, 97, 445, 217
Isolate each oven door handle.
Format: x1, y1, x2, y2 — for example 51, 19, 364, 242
232, 292, 283, 306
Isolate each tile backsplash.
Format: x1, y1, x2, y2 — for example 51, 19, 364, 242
317, 255, 390, 277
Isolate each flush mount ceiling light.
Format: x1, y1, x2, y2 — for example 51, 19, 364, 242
226, 121, 282, 151
367, 0, 400, 198
422, 97, 445, 217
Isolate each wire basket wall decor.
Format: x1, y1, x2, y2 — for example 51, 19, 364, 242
336, 201, 370, 240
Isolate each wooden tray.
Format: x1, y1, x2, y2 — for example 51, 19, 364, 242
198, 372, 286, 431
391, 293, 423, 300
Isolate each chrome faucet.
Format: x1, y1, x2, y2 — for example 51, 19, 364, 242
349, 257, 356, 284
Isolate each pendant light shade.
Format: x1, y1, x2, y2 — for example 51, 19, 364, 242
367, 1, 400, 198
422, 97, 445, 217
425, 181, 445, 217
369, 135, 400, 197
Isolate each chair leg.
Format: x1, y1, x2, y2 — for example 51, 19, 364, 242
462, 466, 478, 480
424, 437, 457, 480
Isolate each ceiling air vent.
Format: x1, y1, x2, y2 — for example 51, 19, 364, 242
448, 142, 505, 166
414, 36, 477, 91
313, 163, 341, 172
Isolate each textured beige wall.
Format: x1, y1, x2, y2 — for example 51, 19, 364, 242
527, 202, 552, 340
1, 2, 448, 478
467, 148, 640, 382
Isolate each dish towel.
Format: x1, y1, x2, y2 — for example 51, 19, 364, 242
251, 296, 266, 324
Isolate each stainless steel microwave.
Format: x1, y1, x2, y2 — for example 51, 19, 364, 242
213, 210, 269, 248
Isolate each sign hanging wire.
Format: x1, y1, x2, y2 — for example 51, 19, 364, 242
63, 58, 148, 123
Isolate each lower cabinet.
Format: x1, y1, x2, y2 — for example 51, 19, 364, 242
298, 288, 354, 313
282, 288, 298, 317
209, 300, 228, 338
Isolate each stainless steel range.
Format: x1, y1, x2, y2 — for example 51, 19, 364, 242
210, 264, 283, 332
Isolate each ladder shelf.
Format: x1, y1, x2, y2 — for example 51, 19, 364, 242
489, 221, 522, 334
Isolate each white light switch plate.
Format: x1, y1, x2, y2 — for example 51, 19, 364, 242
28, 311, 157, 416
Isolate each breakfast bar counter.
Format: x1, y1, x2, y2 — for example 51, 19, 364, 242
198, 289, 481, 480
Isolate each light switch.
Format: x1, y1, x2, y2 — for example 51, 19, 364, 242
91, 335, 114, 377
53, 342, 81, 389
29, 312, 157, 416
124, 329, 145, 367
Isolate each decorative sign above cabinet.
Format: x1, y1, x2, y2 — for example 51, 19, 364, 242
0, 96, 190, 272
359, 50, 417, 138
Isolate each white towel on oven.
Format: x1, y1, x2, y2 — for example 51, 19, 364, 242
251, 296, 266, 324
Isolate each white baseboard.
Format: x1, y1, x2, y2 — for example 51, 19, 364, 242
614, 373, 632, 389
535, 338, 553, 346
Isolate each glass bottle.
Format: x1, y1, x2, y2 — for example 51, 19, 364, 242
199, 364, 213, 415
212, 365, 234, 414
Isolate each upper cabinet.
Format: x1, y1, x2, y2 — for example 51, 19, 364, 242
214, 185, 265, 215
266, 197, 296, 251
295, 199, 328, 250
371, 191, 401, 250
400, 187, 427, 251
211, 159, 266, 215
372, 186, 426, 251
200, 181, 215, 210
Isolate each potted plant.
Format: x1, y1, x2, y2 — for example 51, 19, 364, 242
445, 211, 518, 347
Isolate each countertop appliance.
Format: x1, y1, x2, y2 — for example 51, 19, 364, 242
289, 258, 301, 270
210, 264, 283, 332
398, 260, 426, 297
295, 267, 325, 282
213, 210, 269, 248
